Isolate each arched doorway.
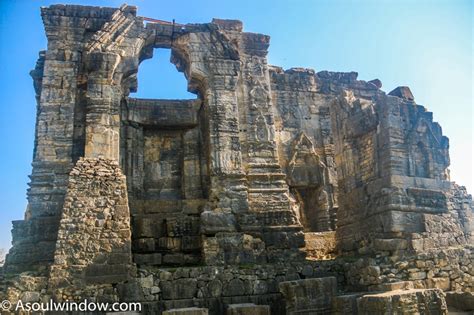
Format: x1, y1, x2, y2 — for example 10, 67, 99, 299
119, 45, 208, 267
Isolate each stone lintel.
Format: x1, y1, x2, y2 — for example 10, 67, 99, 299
127, 98, 200, 128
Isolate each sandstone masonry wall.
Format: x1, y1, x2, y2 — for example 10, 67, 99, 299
1, 4, 473, 315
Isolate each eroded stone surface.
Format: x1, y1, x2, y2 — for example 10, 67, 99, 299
358, 289, 448, 315
279, 277, 337, 314
48, 157, 135, 301
1, 3, 473, 315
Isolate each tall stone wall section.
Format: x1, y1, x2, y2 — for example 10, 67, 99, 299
271, 68, 339, 232
5, 5, 116, 272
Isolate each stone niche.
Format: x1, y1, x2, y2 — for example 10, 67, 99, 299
271, 68, 339, 234
286, 132, 337, 232
121, 76, 206, 268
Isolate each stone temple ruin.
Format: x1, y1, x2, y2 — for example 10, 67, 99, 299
1, 4, 473, 314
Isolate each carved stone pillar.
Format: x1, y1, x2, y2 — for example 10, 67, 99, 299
84, 52, 122, 160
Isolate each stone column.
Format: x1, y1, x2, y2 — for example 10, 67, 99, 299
84, 52, 122, 160
205, 58, 248, 212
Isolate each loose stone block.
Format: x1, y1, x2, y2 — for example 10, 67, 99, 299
388, 86, 415, 101
161, 278, 198, 300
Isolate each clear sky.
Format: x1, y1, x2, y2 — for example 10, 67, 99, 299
0, 0, 472, 251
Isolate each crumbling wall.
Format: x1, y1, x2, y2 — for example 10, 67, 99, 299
1, 4, 473, 314
322, 71, 473, 256
5, 4, 120, 273
48, 158, 134, 301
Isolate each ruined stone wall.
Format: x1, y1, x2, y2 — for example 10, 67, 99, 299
48, 157, 134, 300
118, 261, 343, 314
5, 4, 119, 273
344, 246, 474, 294
120, 98, 205, 267
271, 68, 338, 232
1, 3, 473, 314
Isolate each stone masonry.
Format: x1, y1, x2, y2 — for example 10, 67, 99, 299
0, 4, 473, 315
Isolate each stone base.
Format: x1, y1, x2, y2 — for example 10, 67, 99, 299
357, 289, 448, 315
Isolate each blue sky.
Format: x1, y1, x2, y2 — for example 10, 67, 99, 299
0, 0, 472, 251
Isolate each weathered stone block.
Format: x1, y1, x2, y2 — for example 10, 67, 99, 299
161, 254, 181, 266
134, 253, 162, 266
262, 231, 305, 249
426, 277, 450, 291
388, 85, 414, 101
373, 238, 408, 251
163, 307, 209, 315
158, 237, 182, 251
279, 277, 337, 314
134, 238, 156, 252
161, 278, 198, 300
223, 279, 246, 297
181, 236, 201, 252
369, 281, 414, 292
201, 211, 237, 234
358, 289, 448, 315
134, 217, 164, 238
226, 303, 270, 315
332, 293, 363, 315
409, 271, 427, 280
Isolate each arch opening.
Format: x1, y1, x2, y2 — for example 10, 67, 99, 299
120, 46, 208, 268
132, 48, 196, 100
